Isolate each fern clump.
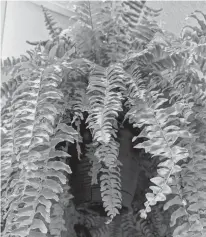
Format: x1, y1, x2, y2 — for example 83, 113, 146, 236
1, 1, 206, 237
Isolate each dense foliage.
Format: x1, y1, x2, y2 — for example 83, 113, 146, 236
1, 1, 206, 237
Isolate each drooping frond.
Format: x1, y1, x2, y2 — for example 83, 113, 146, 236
126, 87, 190, 218
124, 32, 205, 234
1, 50, 80, 236
49, 185, 73, 236
87, 63, 125, 144
95, 138, 122, 222
1, 49, 40, 112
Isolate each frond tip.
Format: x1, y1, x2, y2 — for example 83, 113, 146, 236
95, 139, 122, 222
42, 6, 61, 39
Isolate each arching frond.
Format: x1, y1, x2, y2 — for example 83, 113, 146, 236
42, 6, 61, 40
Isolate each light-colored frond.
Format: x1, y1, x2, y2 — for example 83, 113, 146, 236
87, 63, 125, 144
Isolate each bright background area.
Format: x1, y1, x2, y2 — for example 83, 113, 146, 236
1, 1, 74, 59
1, 1, 206, 82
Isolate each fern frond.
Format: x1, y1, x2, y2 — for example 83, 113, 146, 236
166, 143, 206, 236
49, 184, 73, 237
124, 67, 146, 106
1, 57, 20, 75
149, 205, 168, 237
181, 10, 206, 76
1, 51, 81, 236
126, 89, 190, 218
125, 43, 186, 74
42, 6, 61, 40
2, 63, 59, 235
1, 54, 31, 76
67, 1, 161, 66
78, 209, 106, 229
164, 176, 203, 236
162, 116, 206, 236
1, 101, 15, 216
74, 1, 110, 31
63, 200, 78, 237
108, 216, 122, 237
76, 208, 108, 236
183, 10, 206, 39
90, 223, 110, 237
150, 70, 195, 121
121, 212, 140, 237
49, 202, 66, 236
1, 75, 24, 111
95, 138, 122, 222
87, 63, 125, 144
69, 1, 112, 63
120, 1, 161, 44
136, 218, 155, 237
172, 71, 205, 113
41, 6, 76, 59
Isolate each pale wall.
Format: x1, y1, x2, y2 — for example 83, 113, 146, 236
1, 1, 71, 59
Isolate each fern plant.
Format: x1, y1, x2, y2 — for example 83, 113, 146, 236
1, 1, 206, 237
